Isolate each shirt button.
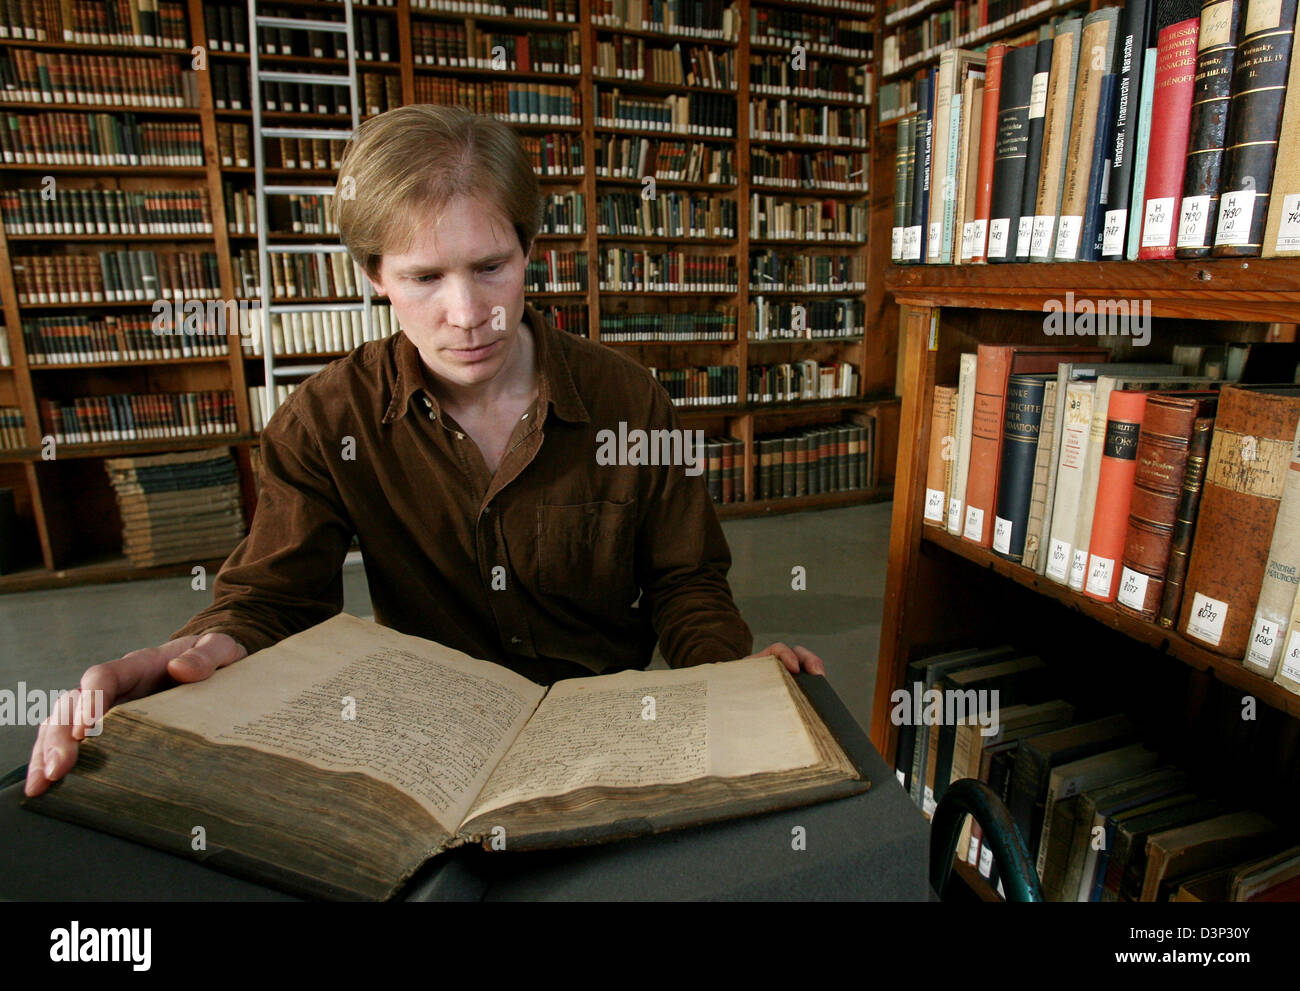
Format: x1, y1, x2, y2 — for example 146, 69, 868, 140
456, 432, 465, 439
521, 413, 528, 420
427, 411, 436, 421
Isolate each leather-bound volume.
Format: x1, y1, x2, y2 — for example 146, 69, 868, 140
1262, 41, 1300, 256
1137, 2, 1202, 259
1174, 0, 1243, 257
969, 44, 1009, 264
1211, 0, 1299, 255
1179, 386, 1300, 656
1117, 393, 1219, 620
1085, 390, 1150, 602
1159, 417, 1217, 626
987, 43, 1038, 263
993, 374, 1050, 563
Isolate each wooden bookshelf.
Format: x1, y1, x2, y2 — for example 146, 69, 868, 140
0, 0, 895, 585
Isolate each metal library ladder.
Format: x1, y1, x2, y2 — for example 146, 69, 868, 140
245, 0, 373, 428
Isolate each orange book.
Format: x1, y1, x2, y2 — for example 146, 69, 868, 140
1084, 389, 1149, 602
968, 44, 1008, 264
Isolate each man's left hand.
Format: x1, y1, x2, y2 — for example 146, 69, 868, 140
756, 642, 826, 676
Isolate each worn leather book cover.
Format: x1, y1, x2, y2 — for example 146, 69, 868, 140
1174, 0, 1243, 256
987, 43, 1039, 263
1117, 393, 1219, 620
1262, 36, 1300, 256
970, 44, 1009, 263
1158, 416, 1216, 627
1085, 389, 1150, 602
1137, 4, 1202, 259
1179, 386, 1300, 656
1212, 0, 1299, 254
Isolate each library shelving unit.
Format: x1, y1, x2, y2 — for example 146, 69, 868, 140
0, 0, 901, 591
870, 259, 1300, 899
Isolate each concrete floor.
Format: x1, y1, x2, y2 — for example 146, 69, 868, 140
0, 502, 891, 775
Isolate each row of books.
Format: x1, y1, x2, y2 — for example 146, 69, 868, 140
37, 391, 238, 444
23, 313, 230, 363
926, 342, 1300, 691
896, 644, 1300, 901
272, 137, 345, 172
0, 407, 24, 449
202, 6, 395, 62
233, 248, 364, 301
240, 305, 399, 357
595, 136, 734, 183
750, 194, 867, 242
593, 88, 735, 137
417, 23, 581, 73
525, 251, 588, 293
224, 189, 337, 237
525, 132, 585, 177
750, 9, 874, 58
598, 249, 737, 292
752, 421, 876, 501
892, 0, 1300, 263
880, 0, 1063, 74
105, 447, 247, 568
747, 360, 860, 403
598, 308, 737, 343
0, 0, 190, 48
750, 55, 873, 105
247, 384, 298, 432
748, 296, 865, 340
541, 192, 584, 235
0, 189, 213, 236
12, 250, 220, 303
411, 79, 580, 125
595, 38, 736, 89
592, 0, 734, 39
750, 148, 870, 192
648, 364, 738, 406
0, 114, 202, 166
541, 302, 588, 338
749, 251, 867, 292
596, 190, 735, 239
747, 101, 870, 146
0, 52, 197, 108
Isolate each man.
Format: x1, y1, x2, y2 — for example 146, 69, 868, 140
26, 105, 823, 798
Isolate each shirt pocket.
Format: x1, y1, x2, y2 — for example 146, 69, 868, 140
536, 500, 638, 610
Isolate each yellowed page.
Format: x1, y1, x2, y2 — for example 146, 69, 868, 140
464, 655, 820, 821
115, 613, 545, 832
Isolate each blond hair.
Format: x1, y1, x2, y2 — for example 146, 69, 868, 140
330, 105, 543, 279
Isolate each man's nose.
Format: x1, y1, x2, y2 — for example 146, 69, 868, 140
444, 275, 487, 331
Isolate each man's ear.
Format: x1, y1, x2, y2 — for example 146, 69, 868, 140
365, 268, 386, 297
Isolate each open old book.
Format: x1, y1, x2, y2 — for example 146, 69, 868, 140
25, 613, 869, 899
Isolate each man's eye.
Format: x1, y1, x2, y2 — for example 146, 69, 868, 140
482, 264, 502, 274
415, 274, 439, 284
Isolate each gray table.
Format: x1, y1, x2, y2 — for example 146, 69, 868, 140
0, 678, 931, 901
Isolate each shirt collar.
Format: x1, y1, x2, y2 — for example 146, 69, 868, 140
382, 302, 589, 425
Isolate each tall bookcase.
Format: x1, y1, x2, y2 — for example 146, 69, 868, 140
0, 0, 901, 591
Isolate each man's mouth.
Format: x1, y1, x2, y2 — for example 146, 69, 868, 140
447, 340, 502, 362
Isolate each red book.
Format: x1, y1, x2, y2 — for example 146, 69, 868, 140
1085, 389, 1149, 602
963, 344, 1109, 548
1137, 16, 1201, 259
970, 44, 1008, 264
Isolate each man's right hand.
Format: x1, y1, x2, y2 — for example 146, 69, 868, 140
23, 631, 247, 798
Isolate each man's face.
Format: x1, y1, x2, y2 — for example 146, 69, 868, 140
367, 193, 530, 393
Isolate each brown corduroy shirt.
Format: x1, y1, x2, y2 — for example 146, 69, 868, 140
171, 303, 753, 682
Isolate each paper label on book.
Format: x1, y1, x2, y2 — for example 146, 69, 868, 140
1176, 194, 1211, 247
1275, 194, 1300, 251
961, 221, 977, 260
992, 516, 1014, 554
1102, 209, 1127, 256
1246, 617, 1280, 669
1085, 555, 1115, 597
1281, 631, 1300, 683
892, 227, 903, 260
896, 769, 906, 786
986, 218, 1010, 258
923, 788, 936, 817
979, 844, 994, 876
1246, 0, 1284, 35
1055, 216, 1083, 259
963, 505, 985, 542
1046, 537, 1072, 582
1117, 567, 1149, 611
1215, 189, 1256, 246
1029, 215, 1055, 258
1028, 71, 1050, 119
928, 221, 943, 259
1016, 215, 1034, 256
967, 839, 980, 865
970, 218, 988, 258
1201, 0, 1236, 47
903, 225, 923, 260
1141, 197, 1175, 248
947, 496, 963, 531
1185, 591, 1229, 646
925, 487, 946, 522
1069, 548, 1089, 589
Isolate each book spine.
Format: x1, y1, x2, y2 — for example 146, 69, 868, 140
1022, 379, 1059, 570
1085, 389, 1149, 602
1211, 0, 1299, 254
987, 44, 1036, 263
1015, 39, 1055, 259
1261, 27, 1300, 256
1137, 16, 1202, 259
948, 353, 979, 534
1029, 19, 1083, 261
1125, 48, 1162, 258
1102, 0, 1156, 259
993, 374, 1047, 562
969, 44, 1008, 263
1174, 0, 1244, 256
1244, 417, 1300, 676
1046, 381, 1096, 584
1079, 73, 1121, 260
1158, 416, 1216, 627
963, 346, 1014, 547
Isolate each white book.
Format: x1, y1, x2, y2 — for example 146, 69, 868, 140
947, 353, 979, 534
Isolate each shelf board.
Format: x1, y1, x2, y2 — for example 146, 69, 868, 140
0, 553, 236, 593
0, 99, 198, 116
923, 527, 1300, 719
4, 232, 215, 242
886, 258, 1300, 322
715, 485, 890, 519
951, 860, 1003, 902
0, 434, 255, 463
749, 182, 870, 198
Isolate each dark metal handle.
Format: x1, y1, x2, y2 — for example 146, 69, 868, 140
930, 778, 1044, 902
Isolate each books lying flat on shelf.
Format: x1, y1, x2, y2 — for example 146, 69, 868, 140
25, 613, 869, 901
